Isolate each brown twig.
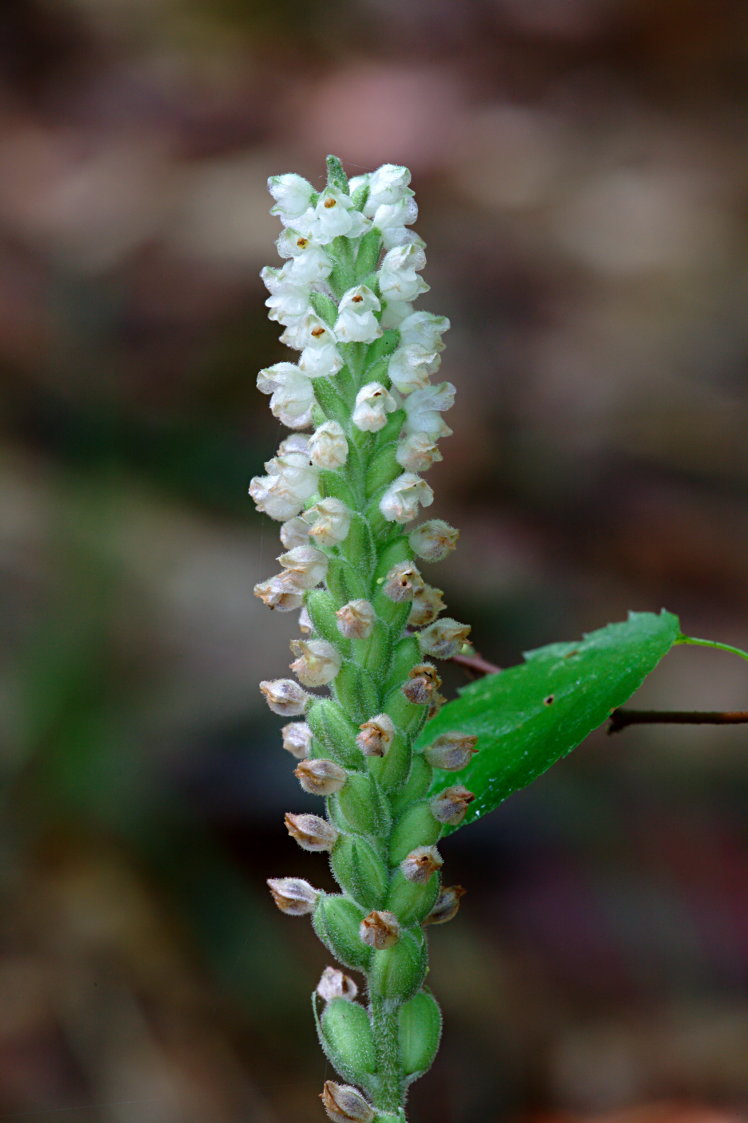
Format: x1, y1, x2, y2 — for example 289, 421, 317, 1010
451, 651, 501, 678
608, 708, 748, 734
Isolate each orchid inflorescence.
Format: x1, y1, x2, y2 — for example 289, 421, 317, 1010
253, 155, 476, 1123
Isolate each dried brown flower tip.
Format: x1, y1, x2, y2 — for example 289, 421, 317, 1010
266, 877, 319, 916
402, 663, 441, 705
423, 732, 479, 771
294, 758, 347, 795
321, 1082, 375, 1123
284, 812, 339, 852
430, 785, 475, 826
359, 909, 400, 949
423, 884, 467, 926
408, 583, 446, 628
316, 966, 358, 1002
356, 713, 396, 757
400, 845, 443, 884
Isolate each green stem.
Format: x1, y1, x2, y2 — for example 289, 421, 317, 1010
677, 634, 748, 664
370, 996, 404, 1113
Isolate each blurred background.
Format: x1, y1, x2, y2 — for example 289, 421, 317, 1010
2, 0, 748, 1120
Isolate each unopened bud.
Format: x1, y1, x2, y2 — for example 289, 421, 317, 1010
424, 884, 466, 925
254, 572, 304, 612
305, 497, 352, 546
289, 638, 342, 687
356, 713, 395, 757
321, 1082, 375, 1123
284, 812, 338, 852
310, 420, 349, 469
401, 663, 441, 705
408, 584, 445, 628
266, 877, 319, 916
360, 910, 400, 949
408, 519, 459, 562
298, 604, 313, 635
430, 785, 475, 826
423, 732, 479, 771
294, 758, 347, 795
401, 845, 443, 884
260, 678, 309, 716
281, 720, 313, 759
336, 599, 376, 639
316, 966, 358, 1002
382, 560, 424, 602
418, 617, 471, 659
278, 544, 329, 589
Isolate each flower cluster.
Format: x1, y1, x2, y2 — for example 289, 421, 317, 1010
252, 156, 474, 1123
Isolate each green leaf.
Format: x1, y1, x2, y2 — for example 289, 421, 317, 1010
420, 610, 680, 832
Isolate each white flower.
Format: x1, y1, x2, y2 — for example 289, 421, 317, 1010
289, 638, 342, 687
380, 299, 413, 329
263, 450, 318, 507
281, 720, 313, 759
275, 230, 333, 284
399, 310, 450, 352
304, 498, 352, 546
259, 677, 310, 716
387, 345, 441, 394
309, 420, 348, 469
297, 313, 343, 378
254, 571, 305, 612
379, 472, 434, 523
278, 545, 329, 589
396, 431, 443, 472
352, 382, 399, 432
371, 196, 419, 246
261, 270, 309, 326
256, 363, 315, 429
335, 599, 376, 639
378, 243, 429, 303
249, 474, 306, 521
295, 188, 369, 244
404, 381, 456, 439
267, 173, 315, 221
364, 164, 413, 212
408, 519, 459, 562
279, 516, 310, 549
334, 285, 382, 344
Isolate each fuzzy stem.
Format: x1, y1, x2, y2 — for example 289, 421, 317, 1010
370, 997, 404, 1112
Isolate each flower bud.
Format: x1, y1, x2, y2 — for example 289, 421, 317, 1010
352, 382, 398, 433
418, 617, 471, 659
260, 678, 310, 716
313, 895, 371, 971
430, 785, 475, 826
309, 420, 349, 470
423, 884, 466, 925
316, 966, 358, 1002
334, 285, 382, 344
319, 1001, 377, 1085
253, 572, 305, 612
382, 561, 424, 602
294, 758, 347, 795
409, 519, 459, 562
279, 516, 310, 549
290, 638, 342, 687
281, 720, 312, 759
423, 732, 479, 771
278, 544, 329, 589
379, 472, 434, 523
320, 1082, 375, 1123
400, 845, 443, 884
359, 910, 400, 950
333, 599, 376, 642
401, 663, 441, 705
266, 877, 319, 916
408, 584, 445, 628
356, 713, 395, 757
284, 812, 338, 852
298, 604, 313, 635
305, 498, 352, 546
398, 991, 442, 1078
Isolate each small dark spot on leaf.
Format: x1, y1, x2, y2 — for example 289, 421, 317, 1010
544, 695, 555, 705
564, 650, 580, 658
